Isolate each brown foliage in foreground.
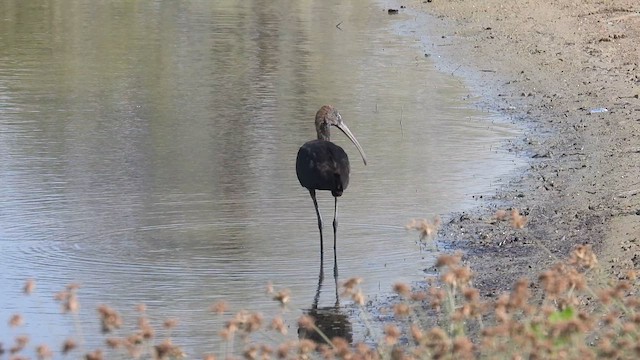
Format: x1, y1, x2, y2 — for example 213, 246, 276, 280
4, 241, 639, 359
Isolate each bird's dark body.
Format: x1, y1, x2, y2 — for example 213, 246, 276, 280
295, 105, 366, 271
296, 139, 350, 197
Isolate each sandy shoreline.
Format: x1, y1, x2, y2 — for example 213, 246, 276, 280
406, 0, 640, 294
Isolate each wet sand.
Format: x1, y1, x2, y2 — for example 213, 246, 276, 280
411, 0, 640, 294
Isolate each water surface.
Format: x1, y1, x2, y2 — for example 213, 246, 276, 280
0, 0, 519, 356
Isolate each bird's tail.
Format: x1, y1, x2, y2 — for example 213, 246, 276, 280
331, 173, 344, 197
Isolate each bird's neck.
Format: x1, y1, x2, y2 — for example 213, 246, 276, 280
316, 122, 330, 141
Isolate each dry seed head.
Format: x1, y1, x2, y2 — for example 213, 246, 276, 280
622, 321, 636, 335
317, 343, 333, 358
511, 208, 527, 229
273, 290, 290, 306
603, 311, 619, 326
9, 314, 23, 328
452, 306, 466, 322
276, 343, 291, 358
384, 324, 401, 345
481, 323, 509, 339
266, 281, 274, 294
85, 349, 104, 360
23, 279, 35, 295
355, 342, 375, 358
615, 280, 632, 295
229, 310, 264, 333
410, 291, 427, 301
219, 328, 233, 341
539, 265, 570, 299
245, 312, 263, 333
509, 278, 531, 309
270, 316, 287, 335
163, 318, 179, 330
297, 339, 317, 354
65, 295, 79, 313
62, 339, 78, 354
138, 316, 155, 340
410, 324, 424, 343
126, 341, 142, 357
225, 319, 239, 335
618, 337, 634, 353
452, 337, 474, 359
624, 297, 640, 310
97, 304, 122, 333
243, 345, 258, 360
482, 320, 502, 339
393, 282, 411, 297
393, 303, 410, 317
598, 287, 617, 305
495, 294, 510, 322
331, 337, 351, 358
55, 288, 80, 313
66, 283, 80, 290
36, 344, 53, 360
391, 347, 405, 360
10, 335, 29, 354
203, 354, 216, 360
136, 303, 147, 313
435, 253, 462, 268
105, 337, 123, 349
428, 287, 446, 310
210, 300, 228, 315
260, 344, 274, 357
128, 338, 143, 357
550, 318, 585, 339
442, 272, 457, 287
457, 303, 479, 320
342, 277, 363, 293
566, 267, 586, 291
463, 287, 480, 302
352, 289, 366, 305
405, 217, 441, 240
625, 270, 637, 281
127, 332, 144, 346
452, 266, 473, 287
425, 328, 450, 352
568, 244, 598, 269
154, 339, 183, 359
297, 315, 315, 330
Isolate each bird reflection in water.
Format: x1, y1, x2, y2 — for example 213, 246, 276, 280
298, 262, 353, 344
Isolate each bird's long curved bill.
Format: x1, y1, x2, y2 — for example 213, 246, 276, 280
336, 123, 367, 165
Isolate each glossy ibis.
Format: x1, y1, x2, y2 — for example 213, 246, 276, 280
296, 105, 367, 262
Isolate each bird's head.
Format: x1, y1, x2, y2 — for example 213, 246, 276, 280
315, 105, 367, 165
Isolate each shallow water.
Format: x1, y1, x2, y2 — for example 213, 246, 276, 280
0, 0, 519, 356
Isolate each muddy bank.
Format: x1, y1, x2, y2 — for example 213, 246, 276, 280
404, 0, 640, 294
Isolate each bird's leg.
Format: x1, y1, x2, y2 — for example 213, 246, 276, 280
333, 196, 339, 278
314, 260, 324, 310
334, 266, 340, 307
310, 189, 324, 259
